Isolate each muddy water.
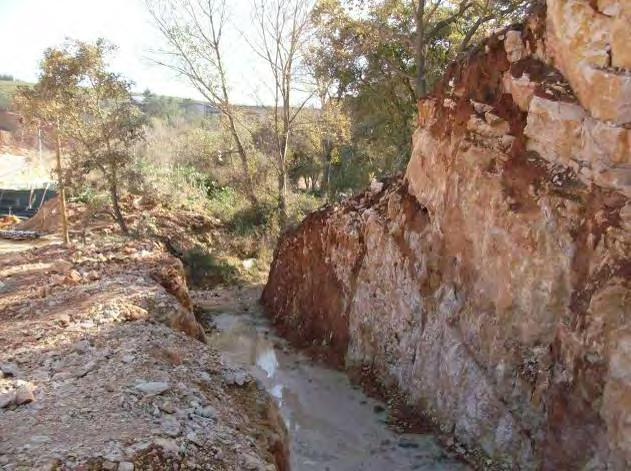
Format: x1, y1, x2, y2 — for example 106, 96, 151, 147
202, 293, 468, 471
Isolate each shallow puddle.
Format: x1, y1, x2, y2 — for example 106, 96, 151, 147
205, 301, 468, 471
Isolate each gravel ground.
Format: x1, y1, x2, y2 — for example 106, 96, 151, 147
0, 237, 288, 470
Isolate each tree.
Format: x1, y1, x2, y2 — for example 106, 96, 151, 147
61, 40, 145, 235
15, 55, 74, 244
27, 40, 144, 235
309, 0, 532, 180
412, 0, 531, 97
249, 0, 315, 227
142, 89, 184, 123
289, 101, 350, 197
310, 0, 418, 173
146, 0, 259, 206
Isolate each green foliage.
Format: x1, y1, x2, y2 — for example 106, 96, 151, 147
287, 192, 325, 227
135, 160, 212, 210
0, 79, 30, 110
228, 201, 276, 236
207, 185, 240, 216
182, 247, 239, 286
70, 185, 107, 206
309, 0, 531, 194
329, 146, 374, 195
134, 116, 242, 214
309, 0, 417, 186
141, 89, 208, 124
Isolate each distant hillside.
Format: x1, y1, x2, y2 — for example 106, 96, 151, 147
0, 77, 31, 111
0, 77, 275, 118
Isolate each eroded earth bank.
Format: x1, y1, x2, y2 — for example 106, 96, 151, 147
0, 207, 289, 470
263, 0, 631, 469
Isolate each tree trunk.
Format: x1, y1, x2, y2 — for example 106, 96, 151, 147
320, 141, 333, 199
415, 0, 427, 99
54, 126, 70, 246
109, 171, 128, 235
277, 127, 289, 229
226, 113, 258, 207
277, 161, 287, 229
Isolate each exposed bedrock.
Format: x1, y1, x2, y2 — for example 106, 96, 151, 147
262, 1, 631, 469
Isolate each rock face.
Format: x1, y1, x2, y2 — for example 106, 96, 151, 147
262, 1, 631, 469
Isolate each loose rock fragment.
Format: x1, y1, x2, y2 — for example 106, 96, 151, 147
0, 390, 16, 408
134, 381, 170, 395
14, 382, 35, 405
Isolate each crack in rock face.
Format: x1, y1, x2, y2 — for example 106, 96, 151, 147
263, 1, 631, 469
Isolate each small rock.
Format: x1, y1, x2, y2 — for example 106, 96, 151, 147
79, 319, 95, 329
500, 134, 515, 150
159, 400, 176, 414
75, 360, 97, 378
121, 354, 135, 364
504, 30, 525, 62
397, 438, 419, 449
101, 461, 116, 471
134, 381, 170, 395
471, 100, 493, 114
194, 405, 217, 419
484, 111, 504, 126
29, 435, 50, 444
0, 390, 16, 408
370, 180, 384, 193
242, 258, 257, 270
161, 416, 181, 437
15, 382, 35, 405
186, 432, 204, 447
118, 462, 134, 471
0, 362, 19, 377
52, 371, 73, 382
153, 437, 179, 455
66, 269, 82, 284
242, 453, 264, 470
50, 259, 73, 274
224, 371, 249, 386
72, 340, 91, 354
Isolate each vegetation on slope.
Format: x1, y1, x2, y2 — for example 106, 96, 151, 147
3, 0, 534, 284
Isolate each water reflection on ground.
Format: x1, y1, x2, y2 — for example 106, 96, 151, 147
209, 308, 468, 471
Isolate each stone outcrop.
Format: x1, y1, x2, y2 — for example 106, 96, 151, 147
262, 1, 631, 469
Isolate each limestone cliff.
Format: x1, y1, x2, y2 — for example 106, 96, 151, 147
262, 1, 631, 469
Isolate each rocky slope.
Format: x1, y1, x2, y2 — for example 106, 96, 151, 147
0, 234, 288, 469
262, 1, 631, 469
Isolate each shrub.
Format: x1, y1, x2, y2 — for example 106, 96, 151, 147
182, 248, 239, 287
287, 192, 324, 228
228, 201, 276, 236
133, 158, 211, 211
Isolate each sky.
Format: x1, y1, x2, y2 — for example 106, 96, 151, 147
0, 0, 269, 104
